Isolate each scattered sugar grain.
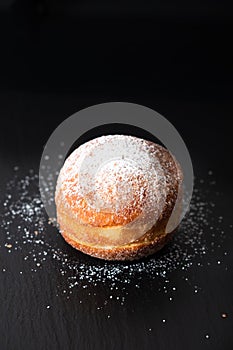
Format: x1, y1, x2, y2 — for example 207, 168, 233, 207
0, 169, 228, 307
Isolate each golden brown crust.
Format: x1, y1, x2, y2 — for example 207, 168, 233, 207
60, 220, 176, 261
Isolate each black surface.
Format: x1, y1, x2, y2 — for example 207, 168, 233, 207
0, 1, 233, 350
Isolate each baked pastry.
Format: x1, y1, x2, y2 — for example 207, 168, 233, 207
55, 135, 183, 260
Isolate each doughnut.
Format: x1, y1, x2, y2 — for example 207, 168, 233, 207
55, 135, 183, 260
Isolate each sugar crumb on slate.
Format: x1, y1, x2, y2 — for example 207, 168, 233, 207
0, 167, 229, 308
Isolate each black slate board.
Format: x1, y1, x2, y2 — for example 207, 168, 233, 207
0, 3, 233, 350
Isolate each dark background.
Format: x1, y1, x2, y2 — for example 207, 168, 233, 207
0, 1, 233, 349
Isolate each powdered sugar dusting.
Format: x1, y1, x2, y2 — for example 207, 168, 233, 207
55, 135, 182, 245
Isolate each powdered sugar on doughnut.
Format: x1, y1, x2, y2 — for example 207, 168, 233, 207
55, 135, 182, 242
